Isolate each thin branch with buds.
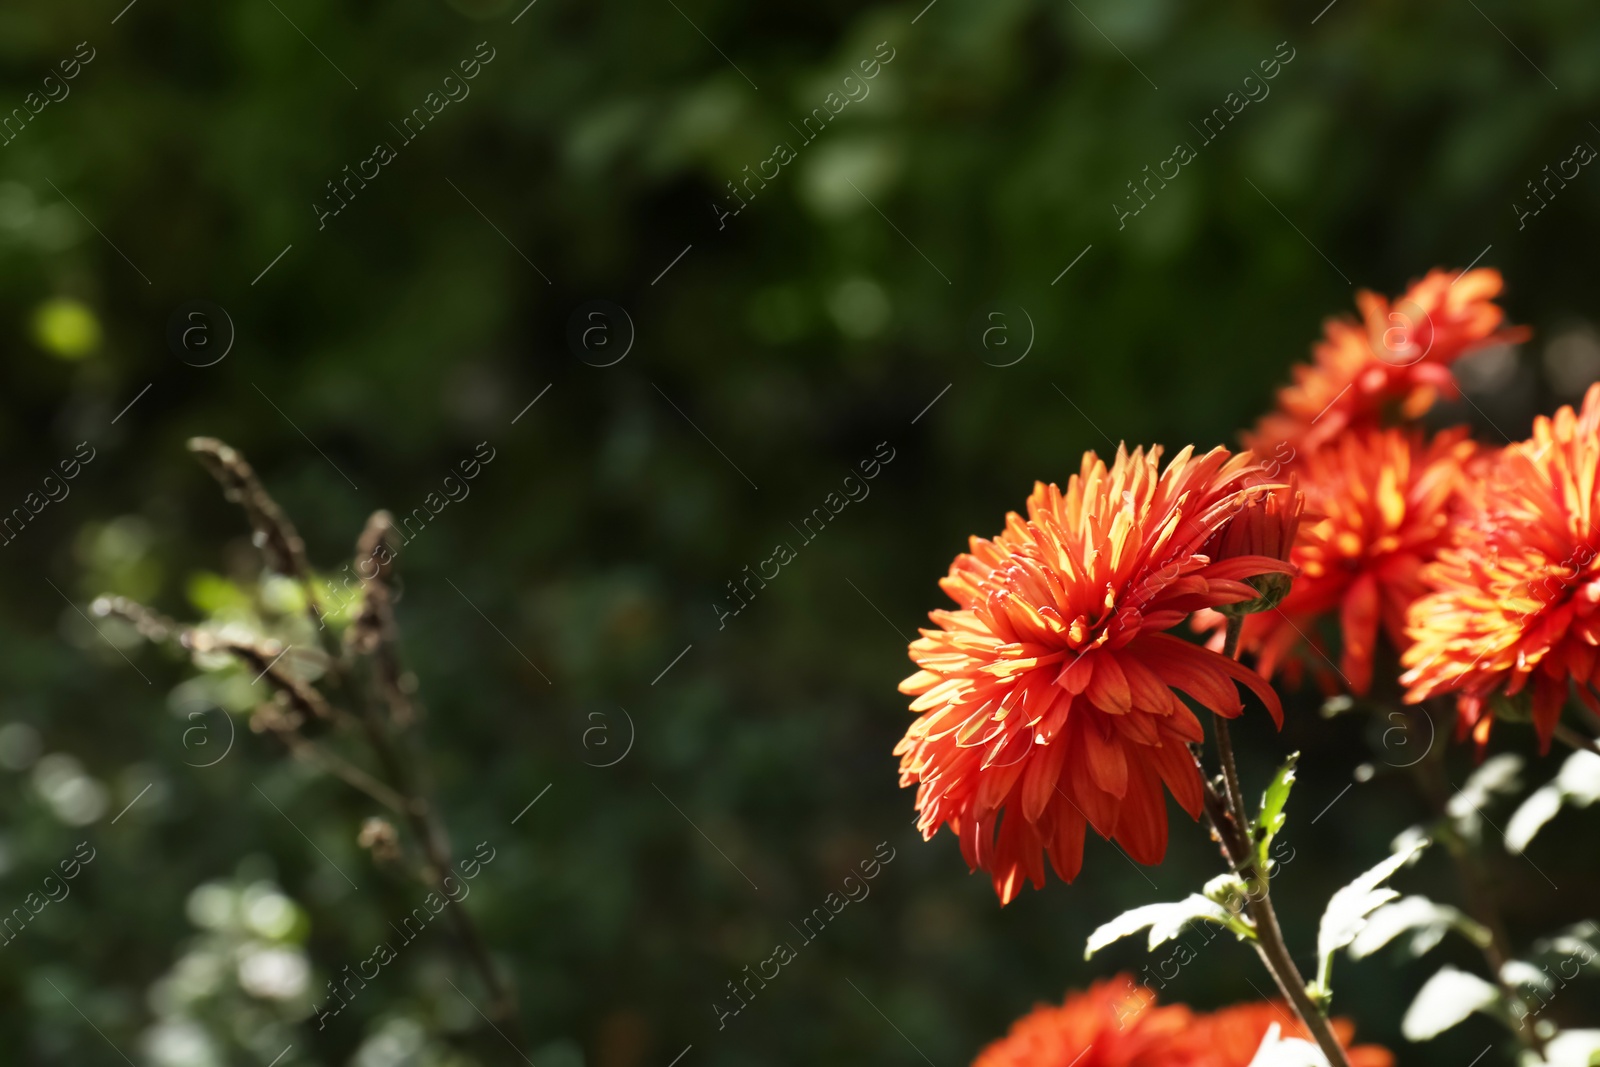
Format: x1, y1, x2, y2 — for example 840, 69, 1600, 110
93, 440, 526, 1049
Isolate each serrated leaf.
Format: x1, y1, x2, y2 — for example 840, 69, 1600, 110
1401, 966, 1500, 1041
1084, 895, 1241, 959
1349, 896, 1490, 960
1245, 1022, 1328, 1067
1313, 835, 1429, 996
1255, 752, 1299, 872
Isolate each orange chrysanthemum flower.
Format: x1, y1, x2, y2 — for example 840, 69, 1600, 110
973, 980, 1392, 1067
1246, 268, 1527, 456
1403, 383, 1600, 751
1167, 1001, 1394, 1067
1205, 427, 1477, 696
896, 445, 1293, 904
971, 977, 1191, 1067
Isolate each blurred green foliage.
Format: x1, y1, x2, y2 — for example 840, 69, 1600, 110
2, 0, 1600, 1064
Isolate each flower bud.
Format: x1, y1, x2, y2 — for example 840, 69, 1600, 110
1206, 477, 1303, 618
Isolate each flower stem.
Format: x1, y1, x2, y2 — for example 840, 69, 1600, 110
1216, 618, 1251, 822
1199, 772, 1353, 1067
1553, 720, 1600, 756
1205, 615, 1354, 1067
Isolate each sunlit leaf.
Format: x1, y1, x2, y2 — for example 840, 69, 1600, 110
1507, 751, 1600, 853
1245, 1022, 1328, 1067
1541, 1030, 1600, 1067
1499, 959, 1547, 994
1503, 922, 1600, 1006
1348, 895, 1490, 959
260, 573, 309, 617
1507, 784, 1564, 854
187, 571, 254, 619
1084, 895, 1247, 959
1447, 753, 1523, 843
1313, 835, 1429, 996
1531, 921, 1600, 971
1401, 966, 1500, 1041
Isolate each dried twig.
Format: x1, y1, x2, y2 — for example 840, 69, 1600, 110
183, 630, 336, 722
187, 437, 334, 652
348, 511, 417, 728
343, 508, 523, 1040
104, 445, 526, 1048
91, 595, 180, 642
250, 704, 408, 815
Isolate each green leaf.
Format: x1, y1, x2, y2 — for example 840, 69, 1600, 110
1400, 966, 1500, 1041
186, 571, 253, 618
1084, 894, 1250, 960
1313, 834, 1429, 997
1501, 922, 1600, 1008
1254, 751, 1299, 873
1447, 753, 1523, 844
1347, 895, 1491, 960
1530, 921, 1600, 971
1506, 750, 1600, 853
1541, 1030, 1600, 1067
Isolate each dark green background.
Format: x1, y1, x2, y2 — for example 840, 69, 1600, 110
2, 0, 1598, 1063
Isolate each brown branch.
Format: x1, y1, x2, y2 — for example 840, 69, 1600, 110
1553, 720, 1600, 757
100, 462, 528, 1051
188, 437, 313, 581
345, 510, 524, 1044
1197, 770, 1354, 1067
1203, 615, 1355, 1067
183, 630, 336, 722
90, 595, 180, 642
186, 437, 336, 656
347, 512, 417, 728
250, 704, 408, 815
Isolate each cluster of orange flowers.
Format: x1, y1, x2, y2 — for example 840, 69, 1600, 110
1225, 267, 1600, 754
896, 265, 1600, 1064
973, 978, 1391, 1067
897, 265, 1598, 910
